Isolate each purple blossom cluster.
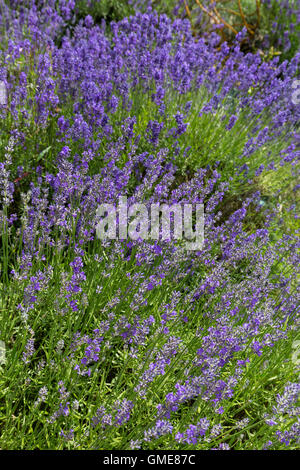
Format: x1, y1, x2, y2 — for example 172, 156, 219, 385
261, 0, 300, 56
0, 3, 299, 173
264, 382, 300, 448
0, 1, 299, 450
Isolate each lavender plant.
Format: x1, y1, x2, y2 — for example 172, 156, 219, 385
133, 1, 300, 61
0, 1, 299, 450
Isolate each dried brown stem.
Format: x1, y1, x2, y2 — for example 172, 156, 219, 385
183, 0, 192, 20
190, 1, 262, 44
212, 4, 238, 35
256, 0, 261, 28
223, 7, 243, 19
237, 0, 255, 35
195, 0, 220, 24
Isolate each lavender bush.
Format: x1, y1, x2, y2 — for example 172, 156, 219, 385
0, 1, 299, 450
133, 1, 300, 61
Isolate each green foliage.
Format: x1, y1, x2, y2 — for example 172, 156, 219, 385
76, 0, 135, 24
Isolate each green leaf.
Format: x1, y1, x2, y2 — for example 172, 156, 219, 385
37, 146, 52, 162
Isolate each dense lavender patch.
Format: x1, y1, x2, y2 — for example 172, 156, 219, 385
0, 1, 299, 450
